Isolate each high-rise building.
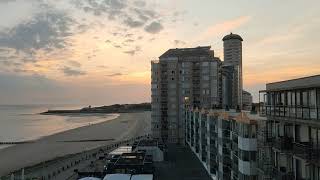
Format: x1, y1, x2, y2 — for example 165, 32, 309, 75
223, 33, 243, 109
151, 46, 222, 143
151, 33, 245, 144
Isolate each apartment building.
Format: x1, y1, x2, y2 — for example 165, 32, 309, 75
151, 46, 222, 143
258, 75, 320, 180
185, 108, 259, 180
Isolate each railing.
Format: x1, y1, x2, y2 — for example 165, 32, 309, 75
273, 137, 293, 151
272, 168, 295, 180
260, 104, 319, 120
293, 142, 320, 161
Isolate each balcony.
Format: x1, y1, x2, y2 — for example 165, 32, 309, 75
272, 168, 295, 180
260, 105, 319, 121
273, 137, 293, 151
293, 142, 320, 162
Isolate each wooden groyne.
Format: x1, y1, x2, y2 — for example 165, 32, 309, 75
0, 140, 35, 145
0, 139, 115, 145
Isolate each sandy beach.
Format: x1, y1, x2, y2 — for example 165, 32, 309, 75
0, 112, 151, 176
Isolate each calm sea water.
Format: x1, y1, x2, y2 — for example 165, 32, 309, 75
0, 105, 118, 149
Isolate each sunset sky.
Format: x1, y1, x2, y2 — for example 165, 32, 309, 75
0, 0, 319, 105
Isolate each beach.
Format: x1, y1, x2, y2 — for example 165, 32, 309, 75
0, 112, 151, 176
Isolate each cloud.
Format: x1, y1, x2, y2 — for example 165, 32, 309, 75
71, 0, 126, 18
131, 8, 153, 22
123, 17, 144, 28
113, 45, 122, 48
196, 16, 251, 41
123, 46, 141, 56
125, 33, 134, 37
13, 68, 35, 74
0, 59, 21, 67
97, 65, 109, 69
144, 21, 163, 34
105, 40, 112, 43
0, 0, 17, 3
124, 39, 135, 43
133, 0, 146, 7
112, 32, 119, 36
149, 37, 155, 41
123, 50, 136, 55
107, 72, 125, 77
174, 40, 186, 46
61, 66, 86, 76
68, 60, 81, 67
70, 0, 161, 34
0, 5, 74, 61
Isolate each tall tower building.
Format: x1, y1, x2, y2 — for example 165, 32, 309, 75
222, 33, 243, 109
151, 46, 221, 143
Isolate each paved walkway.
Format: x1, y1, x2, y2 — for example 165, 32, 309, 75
154, 144, 212, 180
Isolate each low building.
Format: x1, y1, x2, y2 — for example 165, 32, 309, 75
132, 139, 165, 162
185, 108, 260, 180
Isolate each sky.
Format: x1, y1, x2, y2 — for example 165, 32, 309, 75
0, 0, 319, 105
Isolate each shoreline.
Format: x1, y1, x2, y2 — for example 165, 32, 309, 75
0, 111, 151, 176
0, 113, 120, 150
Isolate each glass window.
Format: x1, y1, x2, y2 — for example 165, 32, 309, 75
309, 90, 316, 107
292, 91, 296, 106
317, 88, 320, 106
302, 91, 308, 106
251, 125, 257, 138
281, 92, 285, 105
297, 91, 301, 106
288, 92, 291, 106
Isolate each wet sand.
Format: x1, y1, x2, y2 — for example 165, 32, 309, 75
0, 112, 151, 176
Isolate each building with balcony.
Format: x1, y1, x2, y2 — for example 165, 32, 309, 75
258, 75, 320, 180
185, 108, 259, 180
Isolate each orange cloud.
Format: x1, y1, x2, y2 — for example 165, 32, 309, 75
195, 16, 251, 42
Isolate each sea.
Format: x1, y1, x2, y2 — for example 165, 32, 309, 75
0, 104, 118, 150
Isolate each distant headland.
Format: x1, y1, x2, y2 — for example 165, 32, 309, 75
40, 103, 151, 114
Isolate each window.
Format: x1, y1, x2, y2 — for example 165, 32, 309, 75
297, 91, 301, 106
202, 76, 209, 81
287, 92, 291, 106
309, 90, 316, 107
302, 91, 308, 106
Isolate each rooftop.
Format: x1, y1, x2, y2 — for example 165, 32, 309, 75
159, 46, 214, 59
263, 74, 320, 91
109, 146, 132, 156
191, 108, 266, 124
132, 139, 165, 152
222, 32, 243, 41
